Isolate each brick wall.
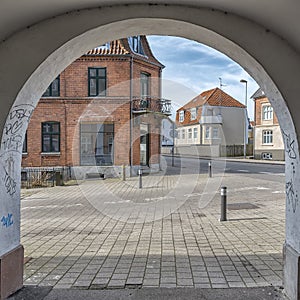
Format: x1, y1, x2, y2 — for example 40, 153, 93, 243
254, 96, 279, 126
22, 51, 163, 168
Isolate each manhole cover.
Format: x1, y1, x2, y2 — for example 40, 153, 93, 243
227, 203, 259, 210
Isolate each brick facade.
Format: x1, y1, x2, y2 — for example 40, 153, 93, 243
252, 89, 284, 160
22, 36, 165, 173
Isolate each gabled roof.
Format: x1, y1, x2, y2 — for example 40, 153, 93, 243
177, 87, 245, 112
251, 88, 266, 99
85, 36, 164, 68
86, 40, 130, 55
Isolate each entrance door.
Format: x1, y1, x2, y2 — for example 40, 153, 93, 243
140, 123, 149, 166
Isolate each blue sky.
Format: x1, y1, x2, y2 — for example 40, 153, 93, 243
147, 35, 259, 120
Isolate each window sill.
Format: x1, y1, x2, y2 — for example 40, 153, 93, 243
22, 152, 28, 156
41, 152, 61, 156
262, 144, 273, 146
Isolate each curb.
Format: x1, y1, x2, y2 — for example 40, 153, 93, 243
162, 154, 285, 166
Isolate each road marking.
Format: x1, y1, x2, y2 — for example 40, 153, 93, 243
259, 172, 285, 176
184, 186, 270, 197
21, 203, 83, 210
237, 169, 250, 172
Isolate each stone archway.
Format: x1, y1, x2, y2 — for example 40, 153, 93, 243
0, 4, 300, 299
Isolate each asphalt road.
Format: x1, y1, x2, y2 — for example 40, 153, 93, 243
163, 155, 285, 183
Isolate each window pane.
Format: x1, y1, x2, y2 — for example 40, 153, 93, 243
51, 123, 60, 133
89, 78, 97, 96
52, 80, 58, 92
42, 123, 51, 133
89, 68, 96, 77
194, 128, 198, 138
52, 135, 60, 152
43, 87, 50, 97
98, 68, 106, 77
43, 135, 51, 152
98, 78, 106, 96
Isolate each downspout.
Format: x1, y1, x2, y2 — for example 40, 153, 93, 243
130, 55, 133, 176
64, 100, 67, 169
158, 67, 162, 170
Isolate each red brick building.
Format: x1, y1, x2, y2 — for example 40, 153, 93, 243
22, 36, 171, 178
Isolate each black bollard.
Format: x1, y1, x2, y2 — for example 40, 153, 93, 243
138, 168, 142, 189
220, 186, 227, 221
122, 165, 126, 181
208, 161, 212, 178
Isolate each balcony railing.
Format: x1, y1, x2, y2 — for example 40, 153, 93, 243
132, 96, 172, 115
199, 115, 223, 125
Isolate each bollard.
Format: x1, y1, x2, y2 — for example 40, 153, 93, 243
138, 168, 143, 189
122, 165, 126, 181
220, 186, 227, 221
208, 161, 212, 178
172, 146, 175, 167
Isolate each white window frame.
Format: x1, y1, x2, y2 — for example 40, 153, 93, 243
262, 105, 273, 120
213, 127, 218, 139
182, 129, 185, 139
262, 130, 273, 144
179, 111, 185, 122
193, 128, 198, 139
190, 108, 197, 120
205, 126, 210, 139
188, 128, 192, 139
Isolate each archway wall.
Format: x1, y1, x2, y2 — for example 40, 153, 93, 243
0, 3, 300, 299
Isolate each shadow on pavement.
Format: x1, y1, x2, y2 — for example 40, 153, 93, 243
9, 286, 287, 300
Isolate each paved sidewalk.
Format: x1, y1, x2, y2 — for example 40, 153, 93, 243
20, 170, 285, 294
9, 286, 287, 299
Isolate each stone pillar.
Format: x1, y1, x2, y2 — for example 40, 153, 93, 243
282, 130, 300, 300
0, 245, 24, 300
284, 243, 300, 299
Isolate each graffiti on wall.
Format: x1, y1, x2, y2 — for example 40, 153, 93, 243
282, 130, 299, 213
282, 130, 297, 159
1, 213, 13, 228
0, 104, 34, 196
2, 104, 34, 153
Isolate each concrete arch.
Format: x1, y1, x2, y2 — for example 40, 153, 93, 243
0, 3, 299, 299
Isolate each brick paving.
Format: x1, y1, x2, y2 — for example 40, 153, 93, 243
21, 169, 285, 290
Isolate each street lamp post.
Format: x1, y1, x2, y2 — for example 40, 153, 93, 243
240, 79, 248, 159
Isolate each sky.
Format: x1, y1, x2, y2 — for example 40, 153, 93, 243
147, 35, 259, 121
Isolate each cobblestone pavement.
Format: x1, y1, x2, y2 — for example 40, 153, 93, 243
21, 169, 285, 291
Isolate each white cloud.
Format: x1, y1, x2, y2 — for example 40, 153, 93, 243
148, 35, 259, 120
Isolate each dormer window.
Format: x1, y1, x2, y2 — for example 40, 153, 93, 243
128, 36, 145, 55
95, 42, 110, 51
191, 108, 197, 120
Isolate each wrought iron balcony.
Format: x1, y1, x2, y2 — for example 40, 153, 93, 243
132, 96, 172, 116
199, 115, 223, 125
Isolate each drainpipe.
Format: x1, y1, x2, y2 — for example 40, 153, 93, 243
158, 68, 162, 170
130, 55, 133, 176
64, 100, 67, 168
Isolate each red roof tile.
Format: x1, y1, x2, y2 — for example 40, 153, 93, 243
178, 88, 245, 111
176, 87, 245, 126
85, 36, 164, 67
